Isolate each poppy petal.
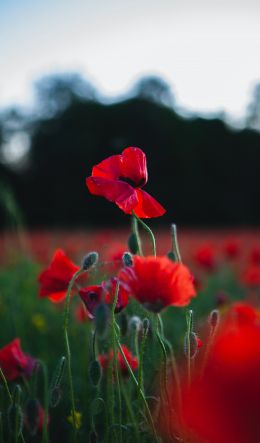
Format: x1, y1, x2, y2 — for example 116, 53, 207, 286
86, 177, 138, 213
91, 154, 121, 179
120, 147, 148, 187
133, 189, 166, 218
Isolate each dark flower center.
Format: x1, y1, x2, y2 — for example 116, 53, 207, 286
118, 176, 146, 188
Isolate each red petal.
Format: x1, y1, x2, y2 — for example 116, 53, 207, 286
86, 177, 138, 213
120, 147, 147, 187
48, 291, 67, 303
91, 154, 121, 179
133, 189, 166, 218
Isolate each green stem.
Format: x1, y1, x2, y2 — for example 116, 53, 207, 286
171, 224, 182, 262
121, 382, 139, 440
112, 281, 122, 443
63, 268, 83, 443
131, 215, 143, 255
133, 211, 156, 256
38, 360, 49, 443
137, 325, 148, 408
156, 316, 170, 406
186, 310, 193, 385
115, 335, 160, 443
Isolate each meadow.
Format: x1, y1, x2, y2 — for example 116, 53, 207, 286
0, 147, 260, 443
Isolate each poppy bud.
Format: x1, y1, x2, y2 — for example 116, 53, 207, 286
142, 318, 150, 335
24, 398, 41, 436
129, 316, 142, 332
50, 356, 66, 391
167, 251, 176, 262
209, 309, 220, 330
94, 302, 110, 339
89, 360, 102, 386
118, 313, 128, 337
82, 252, 99, 271
122, 251, 133, 267
89, 429, 98, 443
128, 233, 139, 255
50, 387, 62, 408
184, 332, 199, 359
8, 403, 23, 437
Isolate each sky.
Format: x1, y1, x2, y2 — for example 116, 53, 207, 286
1, 0, 260, 121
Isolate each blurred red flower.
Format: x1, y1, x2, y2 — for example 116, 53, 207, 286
194, 244, 215, 270
79, 277, 129, 317
38, 249, 80, 303
242, 264, 260, 287
98, 345, 138, 376
119, 255, 196, 312
0, 338, 36, 381
223, 238, 240, 259
74, 302, 92, 323
159, 303, 260, 443
250, 246, 260, 264
86, 147, 165, 218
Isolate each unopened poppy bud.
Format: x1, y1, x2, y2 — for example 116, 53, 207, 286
142, 318, 150, 335
24, 398, 41, 436
184, 332, 199, 359
50, 386, 62, 408
89, 430, 98, 443
122, 251, 133, 267
118, 313, 128, 337
8, 403, 23, 436
186, 309, 193, 333
50, 356, 66, 392
128, 233, 139, 255
209, 309, 220, 329
94, 302, 110, 339
13, 384, 22, 404
129, 316, 142, 332
89, 360, 102, 386
82, 252, 99, 270
167, 251, 176, 262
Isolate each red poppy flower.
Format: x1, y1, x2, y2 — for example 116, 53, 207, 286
38, 249, 80, 303
223, 238, 240, 259
0, 338, 36, 381
194, 244, 215, 270
250, 246, 260, 264
119, 256, 196, 312
79, 277, 129, 317
98, 345, 138, 376
86, 147, 165, 218
24, 400, 49, 435
159, 304, 260, 443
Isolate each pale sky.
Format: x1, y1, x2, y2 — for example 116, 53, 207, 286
1, 0, 260, 120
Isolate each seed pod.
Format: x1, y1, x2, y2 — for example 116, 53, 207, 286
94, 302, 110, 339
89, 360, 102, 386
122, 251, 133, 267
128, 233, 138, 254
24, 398, 41, 436
82, 252, 99, 270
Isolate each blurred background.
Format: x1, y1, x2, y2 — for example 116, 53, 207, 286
1, 0, 260, 230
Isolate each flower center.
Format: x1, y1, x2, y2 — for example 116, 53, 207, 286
118, 176, 146, 188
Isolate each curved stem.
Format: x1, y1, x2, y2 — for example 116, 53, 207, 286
63, 268, 83, 443
171, 224, 182, 263
133, 211, 156, 256
115, 335, 160, 443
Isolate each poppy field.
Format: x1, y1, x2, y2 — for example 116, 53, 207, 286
1, 147, 260, 443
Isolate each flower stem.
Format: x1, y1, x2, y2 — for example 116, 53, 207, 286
171, 224, 182, 262
115, 335, 160, 443
112, 281, 122, 443
37, 360, 49, 443
63, 268, 83, 443
131, 214, 143, 255
186, 310, 193, 385
133, 211, 156, 256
